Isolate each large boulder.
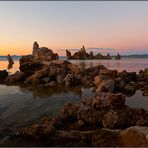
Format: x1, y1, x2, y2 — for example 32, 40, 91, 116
19, 56, 43, 76
32, 42, 59, 61
19, 42, 59, 76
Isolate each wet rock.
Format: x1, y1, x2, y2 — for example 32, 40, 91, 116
20, 58, 43, 76
59, 93, 129, 130
5, 71, 26, 84
119, 126, 148, 147
20, 123, 55, 139
96, 79, 115, 92
92, 129, 120, 147
94, 75, 107, 86
24, 68, 49, 85
0, 70, 8, 83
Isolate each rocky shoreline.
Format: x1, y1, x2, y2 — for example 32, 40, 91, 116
0, 42, 148, 146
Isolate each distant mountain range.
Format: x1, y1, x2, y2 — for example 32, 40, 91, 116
121, 54, 148, 58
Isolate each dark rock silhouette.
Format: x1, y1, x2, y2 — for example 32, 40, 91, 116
66, 46, 112, 60
115, 53, 121, 60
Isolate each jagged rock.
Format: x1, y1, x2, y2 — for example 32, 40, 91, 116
96, 79, 115, 92
19, 42, 59, 76
94, 75, 107, 86
5, 71, 25, 84
66, 50, 72, 59
0, 70, 8, 83
32, 42, 59, 61
66, 46, 113, 60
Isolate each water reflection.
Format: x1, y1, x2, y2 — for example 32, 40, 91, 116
19, 85, 85, 99
0, 84, 95, 128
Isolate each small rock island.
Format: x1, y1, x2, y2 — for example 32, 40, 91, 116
66, 46, 112, 60
66, 46, 121, 60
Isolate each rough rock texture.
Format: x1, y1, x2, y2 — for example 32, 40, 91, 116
17, 92, 148, 147
32, 41, 59, 61
58, 92, 147, 130
96, 79, 115, 93
19, 42, 59, 76
5, 71, 26, 84
24, 60, 82, 87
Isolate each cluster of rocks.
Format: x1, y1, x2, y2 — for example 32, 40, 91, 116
14, 92, 148, 147
66, 46, 121, 60
1, 53, 148, 97
0, 42, 148, 147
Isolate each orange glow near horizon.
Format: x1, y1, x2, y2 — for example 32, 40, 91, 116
0, 1, 148, 56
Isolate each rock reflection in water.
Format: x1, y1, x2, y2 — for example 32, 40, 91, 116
19, 85, 86, 99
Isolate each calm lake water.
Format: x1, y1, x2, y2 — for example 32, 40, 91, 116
0, 57, 148, 128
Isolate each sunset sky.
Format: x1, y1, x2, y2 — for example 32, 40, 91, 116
0, 1, 148, 56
